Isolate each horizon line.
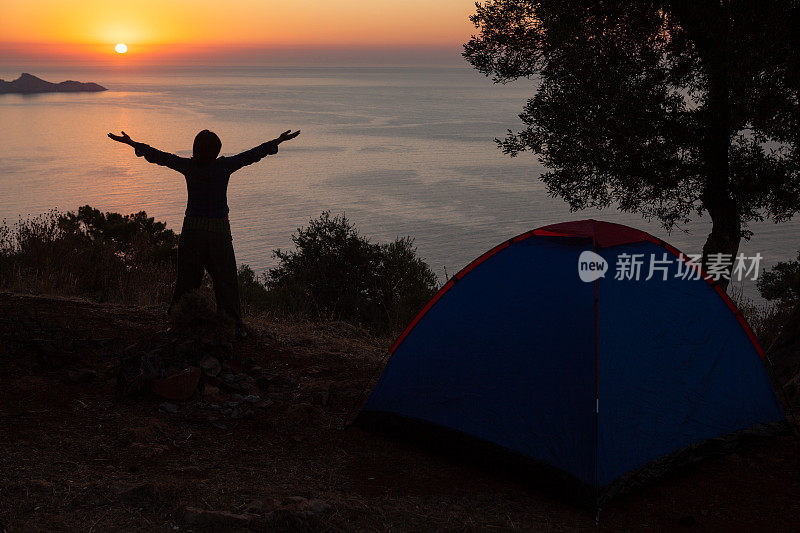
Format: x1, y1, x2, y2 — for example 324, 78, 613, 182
0, 42, 472, 68
0, 42, 471, 50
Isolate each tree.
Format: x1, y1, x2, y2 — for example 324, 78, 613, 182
758, 251, 800, 310
0, 206, 177, 304
57, 205, 178, 264
464, 0, 800, 289
266, 212, 438, 331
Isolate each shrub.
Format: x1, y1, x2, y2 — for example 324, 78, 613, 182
730, 252, 800, 351
266, 212, 438, 331
757, 251, 800, 311
237, 264, 271, 316
730, 287, 786, 351
0, 206, 176, 304
1, 207, 439, 334
58, 205, 178, 264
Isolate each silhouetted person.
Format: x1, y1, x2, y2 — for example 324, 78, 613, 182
108, 128, 301, 337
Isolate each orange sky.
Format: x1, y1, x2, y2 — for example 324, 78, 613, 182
1, 0, 476, 61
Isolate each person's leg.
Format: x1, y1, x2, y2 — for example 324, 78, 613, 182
168, 230, 205, 316
205, 231, 243, 327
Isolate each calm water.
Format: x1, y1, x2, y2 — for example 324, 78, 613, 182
1, 65, 797, 298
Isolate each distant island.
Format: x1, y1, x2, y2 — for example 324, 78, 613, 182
0, 73, 107, 94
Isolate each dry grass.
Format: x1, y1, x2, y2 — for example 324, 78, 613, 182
0, 209, 174, 306
1, 293, 799, 531
729, 285, 791, 350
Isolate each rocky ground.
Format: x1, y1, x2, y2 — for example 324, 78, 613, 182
1, 292, 799, 531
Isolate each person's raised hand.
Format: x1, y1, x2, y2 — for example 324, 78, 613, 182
107, 131, 134, 145
276, 130, 301, 144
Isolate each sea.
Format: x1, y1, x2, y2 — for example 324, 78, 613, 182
1, 64, 797, 300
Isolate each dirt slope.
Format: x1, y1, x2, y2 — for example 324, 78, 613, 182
0, 292, 798, 531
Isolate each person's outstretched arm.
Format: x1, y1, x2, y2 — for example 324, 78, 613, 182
107, 131, 190, 174
224, 130, 301, 174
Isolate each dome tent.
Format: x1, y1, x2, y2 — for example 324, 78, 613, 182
355, 220, 786, 504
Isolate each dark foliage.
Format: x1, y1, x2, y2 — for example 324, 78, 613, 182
727, 254, 800, 353
0, 206, 177, 304
265, 212, 439, 332
758, 251, 800, 309
237, 264, 272, 316
57, 205, 178, 264
756, 254, 800, 407
1, 207, 437, 334
464, 1, 800, 287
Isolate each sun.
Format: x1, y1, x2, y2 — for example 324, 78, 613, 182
115, 43, 128, 54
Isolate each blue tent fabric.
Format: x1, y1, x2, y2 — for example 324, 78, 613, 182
358, 221, 785, 496
595, 242, 784, 486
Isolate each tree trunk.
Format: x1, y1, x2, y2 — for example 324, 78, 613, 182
701, 192, 740, 292
674, 0, 740, 291
700, 10, 739, 292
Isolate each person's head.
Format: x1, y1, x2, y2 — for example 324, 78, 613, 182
193, 129, 221, 164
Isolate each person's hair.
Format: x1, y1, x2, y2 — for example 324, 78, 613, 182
193, 130, 222, 164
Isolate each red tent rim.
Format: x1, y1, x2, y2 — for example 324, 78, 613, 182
388, 219, 764, 358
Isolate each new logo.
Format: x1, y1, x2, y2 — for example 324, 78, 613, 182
578, 251, 608, 283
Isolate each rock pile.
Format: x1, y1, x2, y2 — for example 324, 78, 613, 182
117, 332, 279, 426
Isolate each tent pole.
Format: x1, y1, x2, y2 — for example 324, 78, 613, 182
593, 234, 600, 516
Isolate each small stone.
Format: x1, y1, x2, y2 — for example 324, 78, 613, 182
84, 492, 103, 507
159, 402, 179, 414
67, 368, 97, 383
230, 408, 254, 420
116, 483, 157, 505
123, 344, 138, 357
202, 384, 225, 403
183, 507, 250, 528
283, 496, 307, 504
229, 357, 245, 374
278, 496, 329, 515
306, 499, 330, 514
211, 421, 228, 430
176, 341, 193, 356
151, 367, 201, 401
131, 442, 170, 458
245, 500, 264, 514
28, 479, 54, 493
239, 381, 260, 395
230, 393, 245, 402
244, 394, 261, 403
266, 496, 330, 527
199, 355, 221, 377
310, 390, 329, 406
